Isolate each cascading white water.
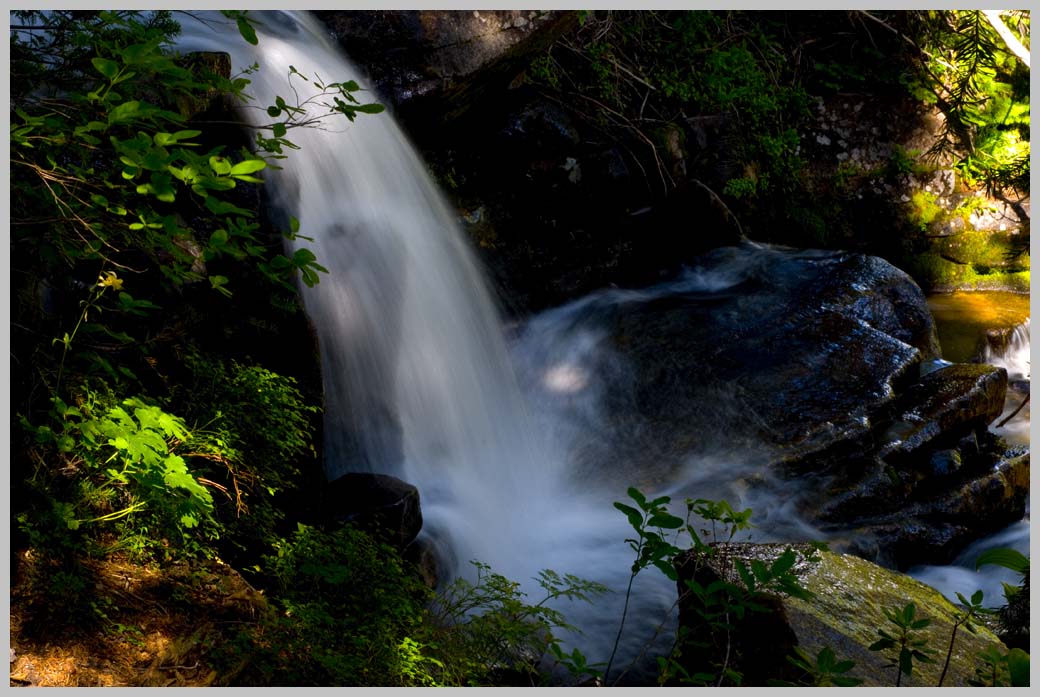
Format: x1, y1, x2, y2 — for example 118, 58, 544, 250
984, 317, 1031, 383
985, 317, 1031, 446
173, 10, 688, 673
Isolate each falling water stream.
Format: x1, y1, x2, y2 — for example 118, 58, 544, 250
174, 11, 687, 672
175, 11, 1029, 678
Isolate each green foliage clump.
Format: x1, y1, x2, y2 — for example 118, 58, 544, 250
901, 10, 1030, 194
171, 349, 320, 559
18, 385, 217, 562
232, 523, 432, 686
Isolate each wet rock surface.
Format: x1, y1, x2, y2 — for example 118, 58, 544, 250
547, 244, 940, 475
522, 244, 1025, 567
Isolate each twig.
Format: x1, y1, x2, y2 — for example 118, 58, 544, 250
690, 178, 746, 240
996, 394, 1029, 428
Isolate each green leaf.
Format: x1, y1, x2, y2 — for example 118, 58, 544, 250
353, 103, 385, 114
272, 122, 287, 138
236, 16, 259, 45
770, 549, 798, 577
898, 648, 913, 676
92, 57, 120, 79
1007, 648, 1029, 687
209, 156, 232, 175
209, 275, 231, 296
108, 100, 141, 125
652, 559, 678, 580
647, 513, 684, 529
229, 158, 267, 175
734, 560, 755, 592
976, 548, 1029, 574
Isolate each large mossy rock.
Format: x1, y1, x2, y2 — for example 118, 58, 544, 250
673, 543, 1011, 687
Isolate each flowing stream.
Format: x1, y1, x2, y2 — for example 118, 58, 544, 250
175, 11, 1028, 677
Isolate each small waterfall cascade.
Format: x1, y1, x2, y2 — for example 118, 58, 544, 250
172, 11, 1028, 676
986, 317, 1030, 447
984, 317, 1031, 382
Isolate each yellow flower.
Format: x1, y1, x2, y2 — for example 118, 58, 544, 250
98, 271, 124, 291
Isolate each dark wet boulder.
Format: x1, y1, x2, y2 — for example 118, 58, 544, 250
878, 363, 1008, 462
591, 245, 940, 472
820, 446, 1029, 569
520, 243, 1024, 567
322, 473, 423, 549
673, 543, 1010, 687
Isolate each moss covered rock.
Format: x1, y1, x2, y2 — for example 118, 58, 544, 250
674, 543, 1011, 687
909, 252, 1030, 294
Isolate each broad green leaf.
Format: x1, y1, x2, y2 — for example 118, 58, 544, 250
975, 547, 1029, 574
898, 648, 913, 676
209, 156, 232, 175
770, 549, 797, 577
229, 158, 267, 175
647, 513, 683, 529
108, 100, 141, 125
353, 103, 385, 114
236, 16, 258, 45
92, 57, 119, 79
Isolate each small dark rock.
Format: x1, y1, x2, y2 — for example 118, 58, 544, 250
323, 473, 423, 549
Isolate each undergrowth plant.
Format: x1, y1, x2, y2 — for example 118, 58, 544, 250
427, 561, 608, 686
607, 487, 820, 687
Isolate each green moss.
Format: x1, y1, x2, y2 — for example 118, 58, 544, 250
909, 190, 944, 229
789, 550, 1008, 687
909, 252, 1030, 293
938, 229, 1030, 271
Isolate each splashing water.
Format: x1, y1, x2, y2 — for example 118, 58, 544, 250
984, 317, 1031, 383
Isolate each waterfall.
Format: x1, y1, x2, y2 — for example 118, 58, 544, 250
173, 11, 676, 670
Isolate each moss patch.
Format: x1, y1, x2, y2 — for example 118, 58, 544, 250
908, 252, 1030, 293
789, 549, 1008, 687
937, 229, 1030, 271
